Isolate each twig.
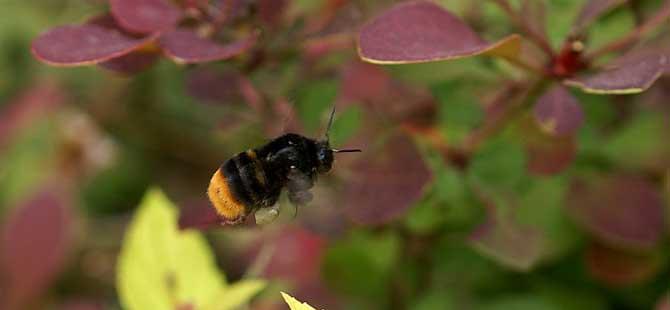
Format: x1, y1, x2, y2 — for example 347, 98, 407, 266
503, 55, 550, 77
462, 79, 548, 153
491, 0, 555, 57
585, 0, 670, 61
243, 242, 276, 278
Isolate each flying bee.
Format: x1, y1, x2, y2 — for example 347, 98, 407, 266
207, 107, 361, 225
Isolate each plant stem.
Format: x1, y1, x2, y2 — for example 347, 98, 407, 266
462, 79, 548, 153
585, 0, 670, 61
491, 0, 555, 57
243, 242, 276, 278
503, 55, 550, 77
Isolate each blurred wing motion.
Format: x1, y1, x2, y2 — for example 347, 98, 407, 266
286, 168, 315, 206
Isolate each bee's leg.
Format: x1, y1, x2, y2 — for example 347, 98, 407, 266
255, 204, 281, 225
288, 188, 313, 206
221, 214, 246, 225
286, 168, 314, 192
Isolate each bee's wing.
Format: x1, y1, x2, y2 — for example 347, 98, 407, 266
286, 169, 314, 206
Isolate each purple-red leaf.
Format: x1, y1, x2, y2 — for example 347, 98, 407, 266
338, 61, 392, 104
585, 242, 662, 287
658, 293, 670, 310
533, 85, 584, 136
358, 1, 520, 64
178, 200, 225, 231
611, 48, 670, 74
258, 0, 289, 26
32, 25, 157, 66
1, 188, 73, 309
98, 50, 160, 74
110, 0, 182, 34
185, 67, 243, 104
574, 0, 628, 32
521, 0, 547, 39
343, 134, 431, 225
521, 119, 577, 175
469, 204, 543, 271
259, 227, 326, 285
567, 176, 666, 250
565, 54, 667, 94
160, 30, 257, 64
0, 82, 65, 146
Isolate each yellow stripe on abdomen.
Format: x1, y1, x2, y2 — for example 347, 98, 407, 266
207, 169, 246, 222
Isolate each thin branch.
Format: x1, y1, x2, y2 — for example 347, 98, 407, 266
503, 55, 550, 77
491, 0, 555, 57
585, 0, 670, 61
462, 79, 548, 153
243, 242, 276, 279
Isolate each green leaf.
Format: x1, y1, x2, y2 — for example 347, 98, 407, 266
329, 105, 362, 147
404, 197, 445, 235
602, 111, 670, 170
479, 294, 563, 310
206, 279, 267, 310
295, 80, 339, 133
467, 137, 527, 195
0, 119, 56, 209
516, 177, 581, 261
432, 80, 484, 145
322, 230, 399, 300
117, 188, 228, 310
281, 292, 319, 310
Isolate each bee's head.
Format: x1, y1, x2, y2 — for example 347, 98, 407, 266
315, 141, 334, 173
316, 105, 361, 174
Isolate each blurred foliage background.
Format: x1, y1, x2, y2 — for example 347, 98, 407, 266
0, 0, 669, 309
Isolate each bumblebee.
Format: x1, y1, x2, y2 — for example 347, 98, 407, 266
207, 108, 360, 225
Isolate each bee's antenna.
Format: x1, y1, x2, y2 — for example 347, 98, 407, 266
324, 105, 336, 142
332, 148, 362, 153
292, 204, 298, 219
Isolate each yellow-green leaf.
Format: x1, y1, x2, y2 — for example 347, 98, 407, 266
117, 188, 226, 310
206, 279, 267, 310
281, 292, 320, 310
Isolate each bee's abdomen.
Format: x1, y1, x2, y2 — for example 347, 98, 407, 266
207, 168, 248, 222
208, 150, 277, 222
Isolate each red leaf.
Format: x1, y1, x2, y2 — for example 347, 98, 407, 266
258, 0, 289, 26
521, 0, 547, 38
32, 25, 158, 66
160, 30, 257, 64
567, 176, 666, 250
238, 76, 264, 112
658, 293, 670, 310
0, 82, 65, 146
533, 85, 584, 136
110, 0, 182, 34
469, 202, 544, 271
338, 60, 392, 104
358, 1, 520, 64
1, 189, 73, 309
98, 50, 160, 74
185, 67, 243, 104
611, 48, 670, 74
523, 126, 577, 176
574, 0, 628, 32
60, 299, 105, 310
178, 200, 223, 231
260, 227, 326, 285
343, 134, 431, 225
585, 242, 662, 287
565, 54, 667, 94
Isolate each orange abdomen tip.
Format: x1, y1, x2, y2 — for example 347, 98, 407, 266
207, 169, 246, 222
